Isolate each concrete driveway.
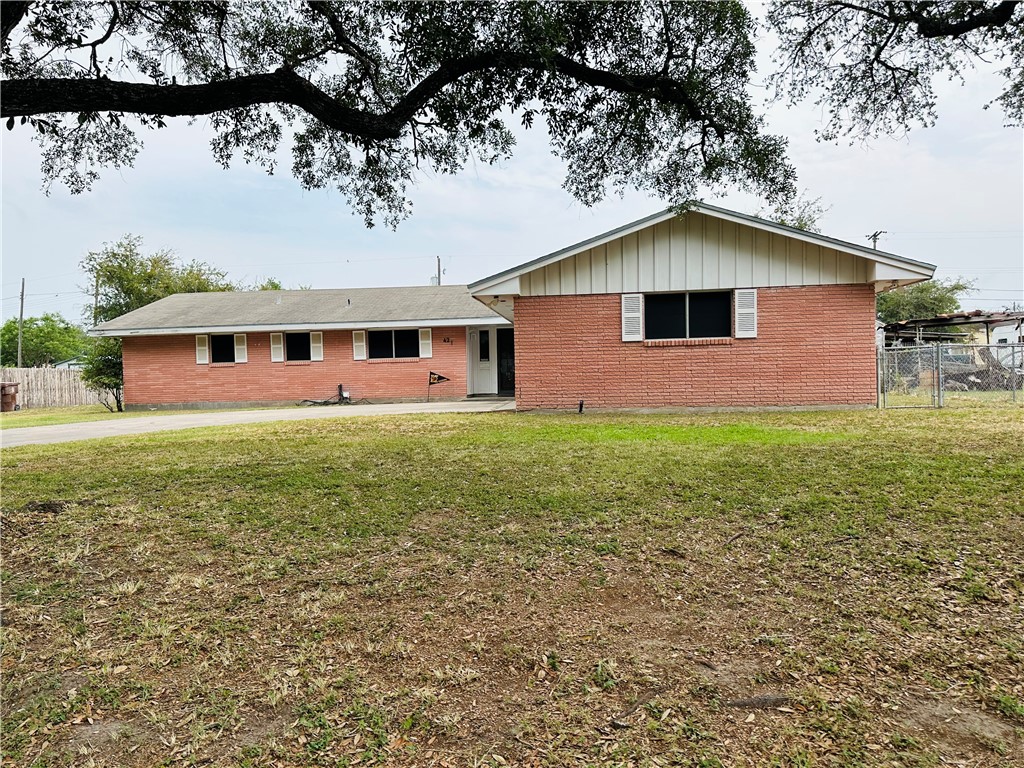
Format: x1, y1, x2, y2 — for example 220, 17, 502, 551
1, 399, 515, 448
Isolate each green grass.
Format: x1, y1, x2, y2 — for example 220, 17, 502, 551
883, 388, 1024, 407
2, 407, 1022, 767
0, 403, 285, 429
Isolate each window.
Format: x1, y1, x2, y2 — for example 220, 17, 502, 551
197, 334, 246, 364
286, 332, 312, 361
645, 291, 731, 339
211, 335, 234, 363
479, 330, 490, 362
369, 329, 420, 359
270, 332, 323, 362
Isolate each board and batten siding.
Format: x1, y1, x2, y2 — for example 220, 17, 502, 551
520, 212, 869, 297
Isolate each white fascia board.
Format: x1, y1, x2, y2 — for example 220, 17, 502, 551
469, 274, 521, 298
868, 262, 934, 282
873, 277, 931, 294
868, 262, 937, 293
89, 316, 510, 337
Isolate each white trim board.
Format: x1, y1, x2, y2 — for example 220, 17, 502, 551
91, 317, 513, 337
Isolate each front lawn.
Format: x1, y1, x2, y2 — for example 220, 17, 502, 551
0, 403, 283, 430
0, 404, 129, 429
2, 409, 1022, 766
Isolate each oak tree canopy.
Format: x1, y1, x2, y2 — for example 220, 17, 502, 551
767, 1, 1022, 139
2, 2, 1020, 225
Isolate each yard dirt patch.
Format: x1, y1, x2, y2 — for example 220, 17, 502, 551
2, 409, 1022, 766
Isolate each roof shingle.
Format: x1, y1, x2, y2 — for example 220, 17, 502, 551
92, 285, 503, 336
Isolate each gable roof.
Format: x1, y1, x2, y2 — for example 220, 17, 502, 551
91, 285, 507, 337
469, 202, 936, 296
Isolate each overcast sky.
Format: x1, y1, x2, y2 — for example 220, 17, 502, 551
2, 34, 1021, 325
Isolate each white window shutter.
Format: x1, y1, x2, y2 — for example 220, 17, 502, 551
233, 334, 247, 363
734, 289, 758, 338
270, 333, 284, 362
621, 293, 643, 342
310, 332, 324, 361
419, 328, 433, 358
195, 335, 209, 365
352, 330, 366, 360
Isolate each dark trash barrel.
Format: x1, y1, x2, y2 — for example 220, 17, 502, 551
1, 382, 19, 412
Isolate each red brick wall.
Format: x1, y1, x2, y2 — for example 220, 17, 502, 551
122, 328, 468, 406
513, 285, 877, 409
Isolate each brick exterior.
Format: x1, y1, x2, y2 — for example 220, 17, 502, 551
513, 285, 878, 409
122, 328, 468, 407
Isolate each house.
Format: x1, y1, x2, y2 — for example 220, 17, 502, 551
90, 286, 511, 409
469, 204, 936, 409
53, 356, 86, 370
92, 204, 940, 412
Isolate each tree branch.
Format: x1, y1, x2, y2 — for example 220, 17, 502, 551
1, 69, 404, 139
908, 0, 1019, 38
306, 1, 389, 108
88, 2, 120, 77
3, 47, 728, 141
1, 0, 31, 46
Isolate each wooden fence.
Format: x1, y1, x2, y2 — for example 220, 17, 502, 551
0, 367, 97, 408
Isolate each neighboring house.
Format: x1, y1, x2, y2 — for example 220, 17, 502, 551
469, 204, 936, 409
53, 356, 86, 370
90, 286, 511, 409
992, 318, 1024, 345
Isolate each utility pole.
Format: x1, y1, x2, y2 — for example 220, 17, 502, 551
93, 273, 100, 325
17, 278, 25, 367
866, 230, 886, 249
436, 256, 441, 287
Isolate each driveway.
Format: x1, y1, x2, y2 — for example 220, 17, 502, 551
2, 399, 515, 448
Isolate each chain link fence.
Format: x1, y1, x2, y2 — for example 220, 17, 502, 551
878, 344, 1024, 408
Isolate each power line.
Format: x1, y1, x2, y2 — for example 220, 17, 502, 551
888, 229, 1021, 234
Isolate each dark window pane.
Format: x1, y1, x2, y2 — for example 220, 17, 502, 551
479, 330, 490, 362
688, 292, 732, 338
210, 334, 234, 363
394, 329, 420, 358
645, 294, 687, 339
285, 332, 312, 361
368, 330, 393, 359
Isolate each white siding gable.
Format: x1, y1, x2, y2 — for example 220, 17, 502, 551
520, 211, 870, 296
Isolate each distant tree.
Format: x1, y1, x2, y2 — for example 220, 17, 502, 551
0, 1, 796, 226
758, 192, 829, 233
80, 336, 124, 412
253, 277, 284, 291
0, 312, 87, 367
80, 235, 236, 410
876, 277, 976, 325
83, 235, 234, 325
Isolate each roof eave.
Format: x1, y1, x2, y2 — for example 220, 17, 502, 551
90, 316, 512, 337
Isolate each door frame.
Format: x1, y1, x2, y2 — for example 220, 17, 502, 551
496, 327, 515, 396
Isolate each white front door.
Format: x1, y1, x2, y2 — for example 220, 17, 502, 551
466, 326, 498, 395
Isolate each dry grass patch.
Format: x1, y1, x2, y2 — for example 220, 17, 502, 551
2, 408, 1022, 767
